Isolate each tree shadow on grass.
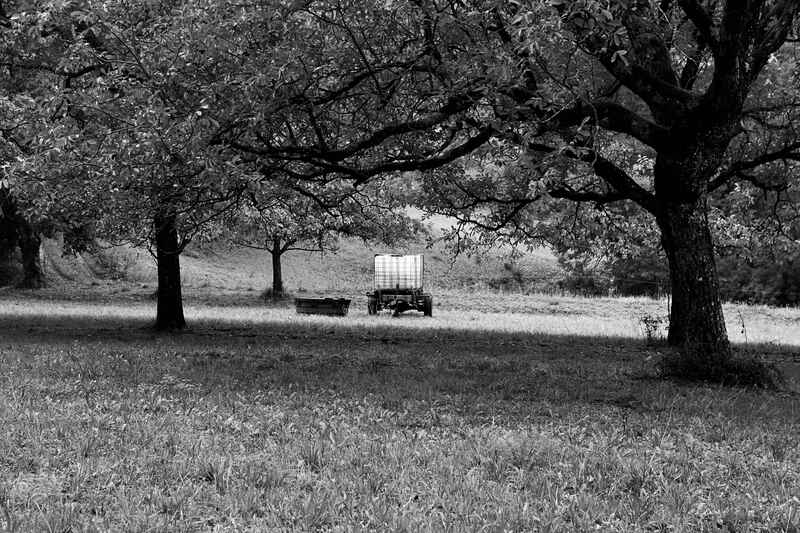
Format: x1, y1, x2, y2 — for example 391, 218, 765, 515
1, 304, 798, 426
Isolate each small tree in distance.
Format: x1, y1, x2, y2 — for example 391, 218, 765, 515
226, 180, 422, 298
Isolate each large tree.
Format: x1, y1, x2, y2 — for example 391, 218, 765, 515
0, 0, 60, 288
1, 0, 113, 288
457, 0, 800, 370
3, 0, 253, 328
215, 0, 799, 373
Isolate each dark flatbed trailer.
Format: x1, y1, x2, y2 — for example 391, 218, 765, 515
294, 298, 351, 316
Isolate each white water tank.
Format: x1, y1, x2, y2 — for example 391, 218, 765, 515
373, 254, 423, 290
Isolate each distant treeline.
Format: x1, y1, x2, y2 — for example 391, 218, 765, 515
559, 251, 800, 307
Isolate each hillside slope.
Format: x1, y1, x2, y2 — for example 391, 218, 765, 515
31, 233, 562, 297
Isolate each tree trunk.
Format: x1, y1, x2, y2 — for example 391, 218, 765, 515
657, 198, 731, 367
17, 220, 45, 288
271, 238, 284, 296
0, 218, 16, 260
0, 190, 20, 285
154, 212, 186, 331
0, 216, 18, 286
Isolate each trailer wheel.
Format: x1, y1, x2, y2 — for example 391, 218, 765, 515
423, 295, 433, 317
367, 297, 378, 315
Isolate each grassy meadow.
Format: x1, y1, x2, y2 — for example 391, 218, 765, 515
1, 240, 799, 531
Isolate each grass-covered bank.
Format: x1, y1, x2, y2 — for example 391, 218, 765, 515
1, 294, 798, 531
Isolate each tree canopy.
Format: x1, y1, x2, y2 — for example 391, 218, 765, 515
2, 0, 799, 376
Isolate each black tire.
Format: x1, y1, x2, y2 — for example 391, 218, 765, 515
423, 295, 433, 317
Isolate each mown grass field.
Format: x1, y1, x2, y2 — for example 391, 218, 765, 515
1, 288, 799, 532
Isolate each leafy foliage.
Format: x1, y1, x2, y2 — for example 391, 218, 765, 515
226, 179, 420, 256
3, 1, 800, 357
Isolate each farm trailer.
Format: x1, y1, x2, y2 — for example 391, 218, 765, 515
367, 254, 433, 316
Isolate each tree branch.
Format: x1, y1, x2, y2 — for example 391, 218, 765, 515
551, 0, 698, 117
346, 127, 495, 183
736, 172, 790, 192
521, 140, 658, 213
588, 152, 658, 213
751, 0, 798, 75
678, 41, 707, 90
677, 0, 719, 52
709, 141, 800, 191
548, 187, 628, 205
231, 90, 483, 163
553, 98, 669, 149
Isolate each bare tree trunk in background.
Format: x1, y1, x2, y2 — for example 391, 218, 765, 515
0, 188, 19, 285
17, 219, 44, 288
0, 214, 19, 286
154, 211, 186, 331
270, 237, 285, 296
1, 190, 44, 288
